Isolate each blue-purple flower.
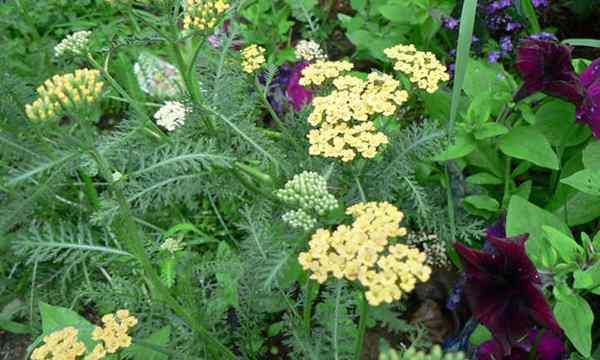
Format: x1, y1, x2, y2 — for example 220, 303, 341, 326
478, 329, 566, 360
454, 218, 563, 353
576, 58, 600, 138
515, 39, 583, 103
259, 62, 313, 114
443, 16, 459, 30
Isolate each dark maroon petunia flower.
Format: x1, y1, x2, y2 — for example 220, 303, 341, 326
515, 40, 583, 103
478, 329, 566, 360
454, 218, 562, 353
576, 58, 600, 138
286, 62, 313, 111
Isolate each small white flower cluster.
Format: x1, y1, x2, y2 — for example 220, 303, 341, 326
295, 40, 327, 62
282, 209, 317, 231
154, 101, 190, 132
54, 30, 92, 58
406, 231, 449, 268
160, 237, 184, 254
133, 52, 184, 99
276, 171, 338, 231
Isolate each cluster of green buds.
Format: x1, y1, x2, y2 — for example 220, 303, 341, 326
406, 231, 449, 268
276, 171, 338, 231
54, 30, 91, 58
380, 346, 465, 360
160, 237, 184, 254
25, 69, 104, 122
183, 0, 230, 31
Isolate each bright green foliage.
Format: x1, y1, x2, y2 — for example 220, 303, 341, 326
379, 345, 466, 360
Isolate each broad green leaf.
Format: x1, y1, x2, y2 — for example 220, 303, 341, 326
499, 126, 559, 170
469, 324, 492, 346
433, 131, 476, 161
507, 196, 571, 267
562, 38, 600, 48
124, 326, 171, 360
554, 292, 593, 357
39, 302, 96, 351
378, 2, 428, 24
573, 262, 600, 290
535, 100, 589, 147
553, 193, 600, 226
473, 122, 509, 140
561, 169, 600, 195
464, 195, 500, 212
466, 173, 503, 185
541, 225, 583, 264
583, 141, 600, 170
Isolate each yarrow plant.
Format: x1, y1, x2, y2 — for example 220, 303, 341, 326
183, 0, 230, 31
384, 44, 450, 93
89, 309, 138, 358
303, 69, 409, 161
54, 30, 92, 58
294, 40, 327, 62
276, 171, 338, 230
25, 69, 104, 122
31, 327, 86, 360
153, 101, 190, 132
298, 202, 431, 306
241, 44, 266, 74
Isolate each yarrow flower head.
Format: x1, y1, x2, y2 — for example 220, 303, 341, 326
154, 101, 190, 132
384, 44, 450, 93
478, 329, 566, 360
454, 217, 562, 354
134, 52, 184, 99
160, 237, 185, 253
305, 72, 408, 161
295, 40, 327, 62
276, 171, 337, 230
31, 327, 86, 360
298, 202, 431, 306
25, 69, 104, 122
183, 0, 230, 31
241, 44, 266, 73
90, 309, 138, 356
515, 39, 583, 103
576, 58, 600, 138
54, 30, 92, 58
298, 60, 354, 87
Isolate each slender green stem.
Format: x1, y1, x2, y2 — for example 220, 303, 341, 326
353, 293, 369, 360
502, 156, 512, 209
80, 171, 101, 210
332, 280, 342, 360
303, 279, 317, 337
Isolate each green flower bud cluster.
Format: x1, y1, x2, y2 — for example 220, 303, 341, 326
160, 237, 184, 254
281, 209, 317, 231
54, 30, 92, 58
276, 171, 337, 231
379, 345, 465, 360
406, 231, 449, 268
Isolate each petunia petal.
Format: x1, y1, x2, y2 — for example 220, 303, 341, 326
581, 58, 600, 88
522, 283, 563, 335
528, 329, 566, 360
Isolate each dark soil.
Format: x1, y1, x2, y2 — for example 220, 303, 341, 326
0, 332, 29, 360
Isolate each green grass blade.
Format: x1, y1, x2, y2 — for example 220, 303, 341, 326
562, 39, 600, 48
518, 0, 541, 33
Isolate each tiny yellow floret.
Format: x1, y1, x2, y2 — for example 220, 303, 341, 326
31, 326, 86, 360
241, 44, 266, 73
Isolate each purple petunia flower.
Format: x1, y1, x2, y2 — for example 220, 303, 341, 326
454, 218, 563, 354
515, 39, 584, 103
478, 329, 565, 360
488, 51, 502, 63
576, 58, 600, 138
286, 62, 313, 111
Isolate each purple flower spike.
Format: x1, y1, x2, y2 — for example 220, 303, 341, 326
488, 51, 502, 63
532, 0, 549, 8
454, 218, 563, 353
478, 329, 566, 359
287, 62, 313, 111
443, 16, 459, 30
529, 32, 559, 42
500, 36, 513, 53
576, 59, 600, 138
515, 39, 584, 103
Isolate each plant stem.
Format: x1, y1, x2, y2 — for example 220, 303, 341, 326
502, 156, 512, 208
80, 171, 101, 210
332, 280, 342, 360
353, 293, 369, 360
303, 279, 317, 337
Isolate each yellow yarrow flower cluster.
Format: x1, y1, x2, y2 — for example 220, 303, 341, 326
298, 60, 354, 87
183, 0, 230, 31
88, 310, 138, 358
241, 44, 266, 73
31, 327, 86, 360
306, 72, 409, 161
298, 202, 431, 306
25, 69, 104, 122
384, 44, 450, 93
